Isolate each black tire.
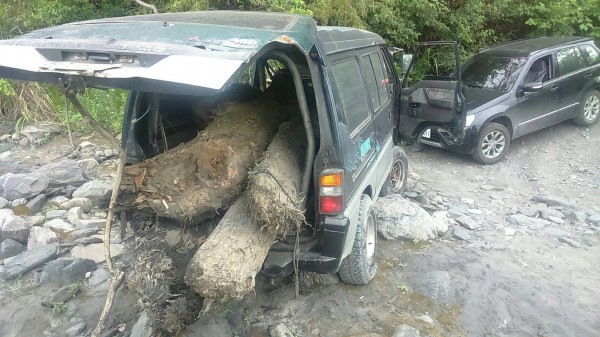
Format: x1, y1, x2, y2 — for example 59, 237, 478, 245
379, 146, 408, 196
573, 89, 600, 126
338, 194, 377, 285
471, 122, 511, 165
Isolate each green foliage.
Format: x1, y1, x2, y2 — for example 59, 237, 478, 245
51, 301, 67, 315
524, 0, 600, 39
48, 87, 127, 134
0, 79, 15, 97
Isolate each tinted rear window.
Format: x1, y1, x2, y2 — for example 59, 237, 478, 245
581, 45, 600, 65
331, 58, 370, 134
555, 47, 587, 76
461, 55, 527, 91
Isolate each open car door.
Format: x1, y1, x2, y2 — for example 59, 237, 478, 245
398, 41, 465, 146
0, 12, 315, 96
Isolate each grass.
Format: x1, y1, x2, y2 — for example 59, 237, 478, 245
51, 301, 67, 315
0, 275, 37, 297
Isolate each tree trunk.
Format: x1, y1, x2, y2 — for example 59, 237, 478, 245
119, 74, 297, 224
184, 191, 276, 302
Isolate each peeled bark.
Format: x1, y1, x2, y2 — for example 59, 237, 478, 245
184, 192, 276, 302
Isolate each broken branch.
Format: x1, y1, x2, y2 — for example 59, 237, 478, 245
133, 0, 159, 14
65, 93, 119, 148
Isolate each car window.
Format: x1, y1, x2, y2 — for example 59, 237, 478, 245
555, 47, 587, 76
361, 52, 389, 112
523, 56, 552, 83
461, 55, 527, 91
580, 45, 600, 65
330, 58, 370, 134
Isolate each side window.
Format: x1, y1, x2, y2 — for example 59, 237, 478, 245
581, 45, 600, 65
524, 55, 551, 83
555, 47, 587, 76
330, 58, 370, 134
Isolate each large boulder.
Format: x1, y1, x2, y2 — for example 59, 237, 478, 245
0, 173, 49, 201
72, 180, 112, 207
0, 243, 58, 280
28, 226, 59, 249
40, 257, 96, 286
37, 159, 87, 188
45, 218, 75, 234
375, 195, 450, 241
0, 239, 25, 260
0, 209, 30, 244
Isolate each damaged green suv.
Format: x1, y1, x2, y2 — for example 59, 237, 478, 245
0, 11, 408, 285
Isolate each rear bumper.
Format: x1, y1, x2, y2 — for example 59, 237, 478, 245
262, 217, 350, 276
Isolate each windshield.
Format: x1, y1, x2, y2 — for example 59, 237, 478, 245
461, 55, 527, 92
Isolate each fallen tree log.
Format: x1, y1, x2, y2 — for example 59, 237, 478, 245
185, 121, 307, 302
119, 73, 296, 223
247, 120, 306, 236
184, 191, 276, 303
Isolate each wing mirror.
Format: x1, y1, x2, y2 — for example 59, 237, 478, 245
522, 82, 543, 92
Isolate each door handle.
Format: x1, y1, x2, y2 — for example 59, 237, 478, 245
584, 72, 593, 79
549, 86, 559, 93
408, 102, 420, 108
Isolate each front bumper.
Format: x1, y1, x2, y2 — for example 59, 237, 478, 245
262, 217, 350, 276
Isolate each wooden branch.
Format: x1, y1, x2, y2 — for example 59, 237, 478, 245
66, 93, 119, 148
91, 150, 127, 337
134, 0, 159, 14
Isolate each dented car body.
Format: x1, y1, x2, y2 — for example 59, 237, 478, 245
0, 11, 408, 284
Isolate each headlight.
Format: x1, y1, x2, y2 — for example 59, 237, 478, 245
465, 114, 475, 127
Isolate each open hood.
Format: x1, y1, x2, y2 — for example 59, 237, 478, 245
0, 11, 317, 96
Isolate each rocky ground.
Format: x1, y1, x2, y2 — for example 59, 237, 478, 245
0, 119, 598, 337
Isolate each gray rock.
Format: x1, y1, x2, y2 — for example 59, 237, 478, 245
77, 158, 99, 175
0, 197, 7, 209
375, 195, 449, 241
40, 258, 96, 286
25, 215, 45, 226
41, 283, 81, 308
588, 214, 600, 225
11, 197, 27, 207
548, 216, 565, 224
404, 191, 418, 198
45, 218, 75, 234
455, 214, 478, 230
64, 322, 86, 337
415, 271, 451, 303
76, 218, 106, 229
19, 137, 30, 147
184, 315, 233, 337
37, 160, 87, 188
504, 227, 517, 236
558, 237, 581, 248
518, 207, 539, 217
64, 228, 99, 242
69, 243, 123, 263
0, 151, 11, 161
540, 208, 565, 220
25, 194, 46, 213
72, 181, 112, 206
0, 243, 58, 280
67, 207, 83, 225
88, 267, 110, 287
71, 237, 103, 245
0, 173, 49, 201
391, 324, 421, 337
1, 211, 29, 244
28, 226, 58, 249
45, 209, 68, 220
564, 210, 588, 223
60, 198, 93, 213
130, 310, 154, 337
269, 323, 294, 337
448, 205, 468, 216
47, 195, 69, 206
459, 197, 475, 207
531, 195, 574, 208
1, 239, 25, 259
507, 214, 537, 226
543, 227, 572, 238
452, 226, 471, 241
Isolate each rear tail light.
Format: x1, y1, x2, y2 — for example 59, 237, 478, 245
319, 169, 344, 215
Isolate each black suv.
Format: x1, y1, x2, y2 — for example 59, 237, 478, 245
0, 11, 408, 284
399, 37, 600, 164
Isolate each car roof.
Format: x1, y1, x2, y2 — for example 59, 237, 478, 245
316, 27, 385, 55
479, 36, 592, 57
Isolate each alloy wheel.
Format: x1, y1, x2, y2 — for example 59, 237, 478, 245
389, 159, 406, 193
584, 95, 600, 121
481, 130, 506, 159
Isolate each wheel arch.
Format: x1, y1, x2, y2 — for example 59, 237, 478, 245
487, 115, 514, 139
